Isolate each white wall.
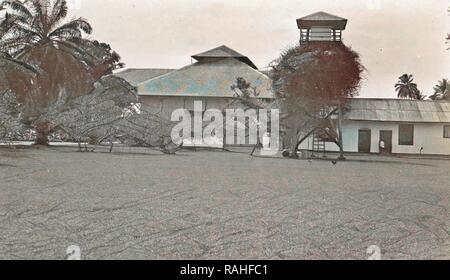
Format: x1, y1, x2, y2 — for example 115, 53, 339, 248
299, 120, 450, 155
140, 96, 232, 119
140, 96, 257, 146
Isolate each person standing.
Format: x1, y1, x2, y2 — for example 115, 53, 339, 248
379, 140, 385, 155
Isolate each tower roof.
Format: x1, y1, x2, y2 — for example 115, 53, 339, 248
297, 11, 348, 30
191, 45, 258, 69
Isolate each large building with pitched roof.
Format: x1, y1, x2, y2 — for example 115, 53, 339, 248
115, 45, 274, 120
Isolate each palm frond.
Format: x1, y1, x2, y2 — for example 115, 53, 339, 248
48, 17, 92, 38
28, 0, 45, 20
48, 0, 68, 31
7, 22, 43, 42
73, 18, 93, 34
0, 12, 17, 36
49, 27, 82, 40
28, 0, 46, 34
2, 0, 33, 20
0, 35, 31, 52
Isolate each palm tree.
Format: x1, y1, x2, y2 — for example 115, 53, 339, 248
395, 74, 422, 100
1, 0, 123, 144
1, 6, 40, 100
2, 0, 122, 76
429, 79, 449, 100
1, 0, 92, 55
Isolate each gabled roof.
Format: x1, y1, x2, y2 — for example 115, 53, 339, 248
114, 68, 174, 86
137, 57, 273, 99
297, 11, 348, 30
192, 45, 258, 69
346, 98, 450, 123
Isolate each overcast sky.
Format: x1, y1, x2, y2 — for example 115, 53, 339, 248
65, 0, 449, 98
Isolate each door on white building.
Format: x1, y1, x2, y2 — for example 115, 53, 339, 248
380, 130, 393, 154
358, 129, 371, 153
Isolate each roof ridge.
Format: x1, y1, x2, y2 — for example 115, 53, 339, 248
349, 98, 450, 103
123, 68, 175, 71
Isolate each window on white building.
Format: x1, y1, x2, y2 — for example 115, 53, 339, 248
444, 125, 450, 139
399, 124, 414, 146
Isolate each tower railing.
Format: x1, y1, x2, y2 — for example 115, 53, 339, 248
299, 29, 342, 43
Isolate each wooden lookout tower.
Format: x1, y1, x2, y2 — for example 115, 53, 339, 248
297, 11, 348, 43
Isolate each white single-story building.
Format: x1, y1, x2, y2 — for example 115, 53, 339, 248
299, 98, 450, 155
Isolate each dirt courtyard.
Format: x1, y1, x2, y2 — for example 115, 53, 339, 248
0, 146, 449, 260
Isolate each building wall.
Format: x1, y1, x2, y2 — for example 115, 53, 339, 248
139, 96, 233, 119
139, 95, 257, 146
299, 120, 450, 155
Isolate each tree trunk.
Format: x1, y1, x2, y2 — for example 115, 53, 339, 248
284, 128, 300, 159
35, 122, 50, 145
337, 104, 346, 160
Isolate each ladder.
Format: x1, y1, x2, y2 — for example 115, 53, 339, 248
311, 107, 328, 158
312, 133, 326, 158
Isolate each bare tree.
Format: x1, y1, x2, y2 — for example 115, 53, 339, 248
39, 75, 181, 154
40, 76, 137, 149
116, 106, 181, 154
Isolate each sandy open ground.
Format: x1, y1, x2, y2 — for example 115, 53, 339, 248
0, 146, 449, 259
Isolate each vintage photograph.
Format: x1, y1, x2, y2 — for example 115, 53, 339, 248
0, 0, 449, 262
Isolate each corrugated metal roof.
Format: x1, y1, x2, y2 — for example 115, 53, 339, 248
346, 98, 450, 123
114, 68, 174, 86
137, 57, 274, 99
